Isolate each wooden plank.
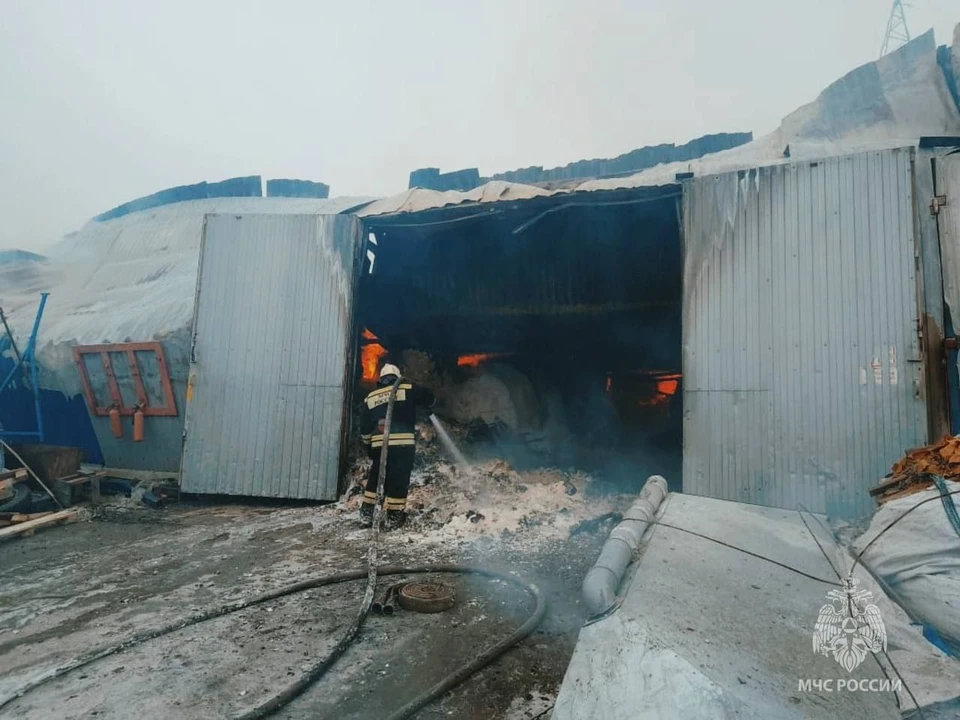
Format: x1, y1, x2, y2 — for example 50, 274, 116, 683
878, 483, 934, 505
10, 511, 54, 523
869, 475, 907, 496
62, 471, 108, 486
0, 468, 28, 483
0, 509, 78, 541
0, 479, 12, 500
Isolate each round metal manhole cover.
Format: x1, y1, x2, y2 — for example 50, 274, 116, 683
397, 581, 456, 613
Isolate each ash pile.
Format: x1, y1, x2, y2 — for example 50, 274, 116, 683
344, 432, 625, 551
344, 379, 629, 549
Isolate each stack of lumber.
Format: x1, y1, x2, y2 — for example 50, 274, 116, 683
872, 436, 960, 504
0, 467, 28, 500
0, 466, 81, 539
0, 509, 78, 539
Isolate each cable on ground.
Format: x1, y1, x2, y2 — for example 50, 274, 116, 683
851, 488, 960, 575
647, 518, 841, 586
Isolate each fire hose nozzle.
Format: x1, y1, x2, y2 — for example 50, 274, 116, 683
372, 583, 403, 615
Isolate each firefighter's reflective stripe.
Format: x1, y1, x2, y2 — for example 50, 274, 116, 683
369, 432, 415, 448
360, 434, 373, 445
362, 491, 377, 505
385, 496, 407, 510
366, 383, 413, 399
365, 384, 413, 409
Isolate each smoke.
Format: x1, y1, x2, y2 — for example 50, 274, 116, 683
438, 365, 682, 496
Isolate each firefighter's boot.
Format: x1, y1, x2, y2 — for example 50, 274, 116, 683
384, 509, 407, 531
359, 502, 375, 528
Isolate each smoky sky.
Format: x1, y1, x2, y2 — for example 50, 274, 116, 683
0, 0, 956, 251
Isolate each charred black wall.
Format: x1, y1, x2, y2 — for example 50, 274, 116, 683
360, 186, 683, 373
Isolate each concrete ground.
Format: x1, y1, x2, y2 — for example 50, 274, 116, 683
0, 486, 619, 720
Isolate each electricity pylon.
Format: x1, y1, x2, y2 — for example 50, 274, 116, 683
880, 0, 911, 57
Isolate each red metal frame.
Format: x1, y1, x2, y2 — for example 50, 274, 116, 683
72, 342, 178, 417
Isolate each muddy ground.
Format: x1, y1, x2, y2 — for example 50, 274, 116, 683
0, 463, 632, 720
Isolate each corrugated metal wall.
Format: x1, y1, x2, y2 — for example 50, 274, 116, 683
180, 213, 362, 500
682, 148, 927, 518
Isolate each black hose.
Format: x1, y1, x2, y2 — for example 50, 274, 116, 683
0, 565, 546, 719
238, 377, 402, 720
2, 379, 547, 718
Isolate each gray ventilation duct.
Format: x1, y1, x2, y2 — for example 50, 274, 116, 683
581, 475, 669, 617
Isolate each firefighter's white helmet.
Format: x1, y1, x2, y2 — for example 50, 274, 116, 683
379, 363, 401, 380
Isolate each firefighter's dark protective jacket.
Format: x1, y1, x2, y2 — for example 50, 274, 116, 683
360, 378, 435, 449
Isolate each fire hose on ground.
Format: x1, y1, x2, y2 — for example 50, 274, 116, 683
0, 379, 547, 720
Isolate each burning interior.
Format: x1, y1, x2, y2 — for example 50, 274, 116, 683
356, 185, 683, 491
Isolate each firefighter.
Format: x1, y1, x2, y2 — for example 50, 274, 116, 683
359, 363, 435, 529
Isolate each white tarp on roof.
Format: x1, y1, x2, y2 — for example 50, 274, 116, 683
356, 180, 556, 218
362, 27, 960, 218
4, 25, 958, 354
0, 196, 371, 366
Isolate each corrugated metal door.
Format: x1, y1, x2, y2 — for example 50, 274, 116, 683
934, 152, 960, 432
180, 213, 362, 499
683, 149, 927, 518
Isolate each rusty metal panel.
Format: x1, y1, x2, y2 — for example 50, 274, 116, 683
683, 148, 927, 518
915, 146, 952, 440
180, 213, 362, 499
935, 152, 960, 433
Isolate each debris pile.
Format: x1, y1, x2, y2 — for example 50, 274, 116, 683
873, 436, 960, 504
417, 459, 621, 549
342, 421, 630, 550
0, 467, 28, 510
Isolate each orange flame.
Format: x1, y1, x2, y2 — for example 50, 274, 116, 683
638, 374, 681, 407
360, 328, 387, 382
657, 375, 680, 396
457, 353, 509, 368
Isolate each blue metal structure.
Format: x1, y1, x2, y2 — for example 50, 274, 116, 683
0, 293, 49, 441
